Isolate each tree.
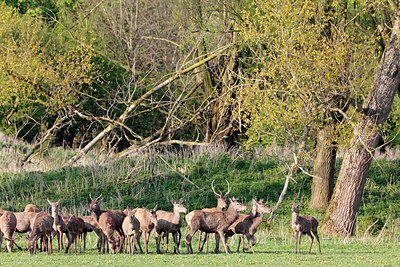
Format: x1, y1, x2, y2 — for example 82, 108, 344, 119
322, 19, 400, 236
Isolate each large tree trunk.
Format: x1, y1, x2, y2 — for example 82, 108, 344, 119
310, 127, 336, 211
322, 20, 400, 236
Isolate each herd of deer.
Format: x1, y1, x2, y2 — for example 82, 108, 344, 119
0, 181, 321, 255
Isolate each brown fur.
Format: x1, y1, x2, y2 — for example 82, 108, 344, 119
65, 216, 85, 253
122, 209, 139, 254
291, 202, 321, 254
185, 197, 246, 254
155, 200, 187, 254
89, 194, 126, 253
134, 207, 158, 254
27, 213, 54, 254
0, 211, 17, 252
225, 198, 271, 253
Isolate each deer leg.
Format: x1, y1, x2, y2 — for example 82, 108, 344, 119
186, 228, 197, 254
136, 232, 143, 254
0, 231, 3, 251
197, 231, 202, 251
163, 232, 169, 253
214, 233, 221, 254
173, 231, 180, 254
293, 231, 299, 253
144, 232, 149, 254
199, 232, 207, 252
155, 231, 162, 254
307, 232, 314, 253
218, 231, 230, 254
248, 234, 256, 254
313, 231, 321, 254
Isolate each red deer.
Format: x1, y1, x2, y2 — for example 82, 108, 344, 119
198, 180, 230, 252
47, 199, 68, 252
134, 207, 158, 254
89, 194, 126, 253
65, 215, 85, 253
80, 215, 104, 251
155, 199, 187, 254
24, 204, 39, 212
27, 212, 54, 254
225, 198, 271, 253
291, 202, 321, 254
122, 209, 139, 254
185, 197, 247, 254
0, 211, 17, 252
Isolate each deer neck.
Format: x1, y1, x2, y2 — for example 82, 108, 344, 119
92, 207, 102, 221
292, 210, 299, 225
172, 209, 181, 225
226, 204, 239, 223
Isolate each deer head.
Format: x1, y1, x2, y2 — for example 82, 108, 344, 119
211, 180, 231, 209
89, 194, 103, 213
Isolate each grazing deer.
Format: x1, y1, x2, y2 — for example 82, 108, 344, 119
155, 199, 187, 254
225, 198, 271, 253
89, 194, 126, 253
65, 215, 85, 253
291, 202, 321, 254
24, 204, 39, 212
134, 207, 158, 254
27, 212, 54, 254
198, 180, 231, 252
122, 209, 139, 255
80, 215, 104, 251
0, 211, 17, 252
186, 197, 247, 254
47, 199, 68, 252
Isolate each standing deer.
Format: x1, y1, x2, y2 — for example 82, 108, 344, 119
225, 198, 271, 253
291, 202, 321, 254
186, 197, 247, 254
155, 199, 187, 254
122, 208, 139, 255
65, 215, 85, 253
0, 211, 17, 252
47, 199, 68, 252
197, 180, 231, 253
134, 206, 158, 254
27, 212, 54, 254
89, 194, 126, 253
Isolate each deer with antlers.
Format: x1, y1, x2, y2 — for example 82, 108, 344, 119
89, 194, 126, 253
155, 199, 187, 254
225, 198, 271, 253
291, 202, 321, 254
186, 197, 246, 254
197, 180, 231, 253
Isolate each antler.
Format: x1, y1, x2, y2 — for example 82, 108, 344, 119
95, 194, 103, 201
224, 179, 231, 197
89, 193, 93, 201
211, 180, 222, 198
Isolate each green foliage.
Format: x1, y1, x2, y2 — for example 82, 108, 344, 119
237, 0, 380, 149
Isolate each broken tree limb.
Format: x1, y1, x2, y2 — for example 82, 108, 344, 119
65, 44, 232, 166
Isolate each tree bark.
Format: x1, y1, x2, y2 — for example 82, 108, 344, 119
310, 126, 336, 211
322, 20, 400, 236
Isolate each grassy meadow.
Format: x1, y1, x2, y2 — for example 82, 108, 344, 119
0, 140, 399, 266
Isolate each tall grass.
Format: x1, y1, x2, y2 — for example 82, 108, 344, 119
0, 140, 399, 241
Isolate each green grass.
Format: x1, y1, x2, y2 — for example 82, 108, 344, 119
0, 234, 399, 266
0, 145, 399, 265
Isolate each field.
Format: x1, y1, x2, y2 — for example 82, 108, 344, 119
0, 235, 399, 266
0, 143, 399, 266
